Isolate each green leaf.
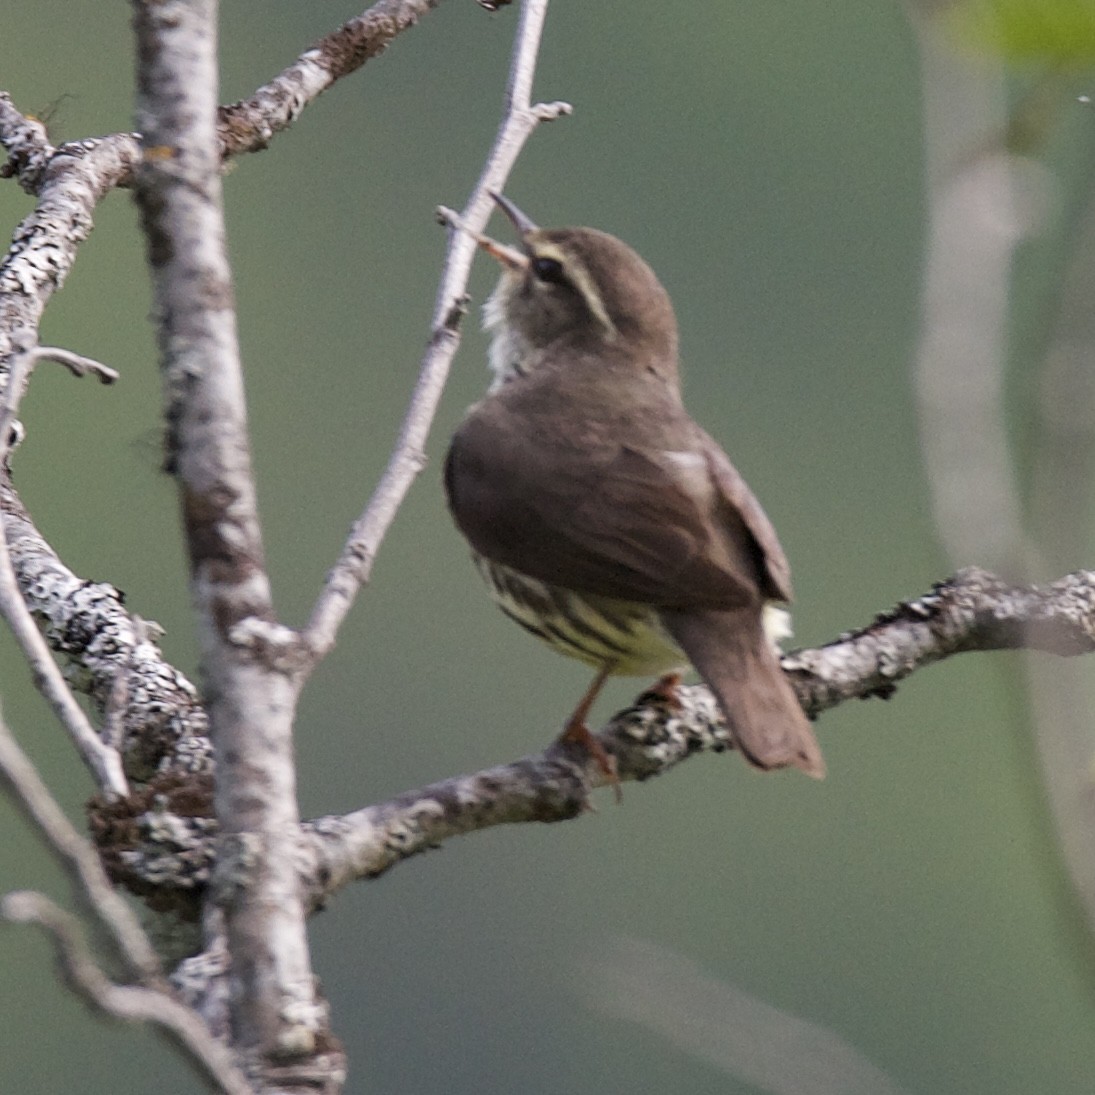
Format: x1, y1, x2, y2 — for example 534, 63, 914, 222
946, 0, 1095, 63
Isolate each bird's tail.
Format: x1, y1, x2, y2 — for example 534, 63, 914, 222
661, 606, 826, 779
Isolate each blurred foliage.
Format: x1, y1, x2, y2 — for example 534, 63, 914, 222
945, 0, 1095, 63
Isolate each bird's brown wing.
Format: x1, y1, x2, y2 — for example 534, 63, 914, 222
698, 429, 793, 602
446, 402, 789, 609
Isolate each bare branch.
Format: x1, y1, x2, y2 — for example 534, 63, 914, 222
1, 891, 249, 1095
303, 0, 571, 662
292, 567, 1095, 896
784, 566, 1095, 711
0, 345, 127, 796
217, 0, 449, 157
132, 0, 325, 1071
0, 704, 161, 980
29, 345, 119, 383
0, 494, 212, 779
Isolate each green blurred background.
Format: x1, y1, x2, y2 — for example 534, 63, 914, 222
2, 1, 1094, 1092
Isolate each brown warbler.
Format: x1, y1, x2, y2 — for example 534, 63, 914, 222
444, 195, 825, 782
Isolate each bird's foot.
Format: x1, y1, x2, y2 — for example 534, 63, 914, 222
557, 718, 621, 803
638, 671, 684, 710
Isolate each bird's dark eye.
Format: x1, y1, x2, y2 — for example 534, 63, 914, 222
531, 256, 565, 283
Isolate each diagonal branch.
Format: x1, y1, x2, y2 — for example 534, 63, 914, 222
302, 0, 570, 663
1, 892, 248, 1095
0, 703, 160, 979
784, 566, 1095, 710
217, 0, 449, 157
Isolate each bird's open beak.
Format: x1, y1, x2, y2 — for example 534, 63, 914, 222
476, 235, 528, 272
490, 192, 538, 235
477, 193, 537, 271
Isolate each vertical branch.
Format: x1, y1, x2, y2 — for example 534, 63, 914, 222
131, 0, 323, 1075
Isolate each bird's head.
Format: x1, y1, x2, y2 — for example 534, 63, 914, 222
475, 194, 679, 388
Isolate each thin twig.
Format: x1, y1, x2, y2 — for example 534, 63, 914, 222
1, 891, 249, 1095
0, 704, 159, 980
30, 345, 119, 383
302, 0, 571, 663
0, 345, 127, 796
217, 0, 449, 158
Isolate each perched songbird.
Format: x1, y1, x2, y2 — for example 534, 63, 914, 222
444, 194, 825, 781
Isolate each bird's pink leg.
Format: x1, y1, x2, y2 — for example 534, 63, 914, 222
557, 664, 620, 800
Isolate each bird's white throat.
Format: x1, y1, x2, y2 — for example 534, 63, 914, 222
482, 280, 530, 391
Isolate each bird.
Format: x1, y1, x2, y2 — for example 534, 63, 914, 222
443, 193, 825, 785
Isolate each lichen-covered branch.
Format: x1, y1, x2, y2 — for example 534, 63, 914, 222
0, 489, 214, 779
94, 567, 1095, 908
132, 0, 323, 1075
297, 567, 1095, 895
217, 0, 448, 157
783, 566, 1095, 712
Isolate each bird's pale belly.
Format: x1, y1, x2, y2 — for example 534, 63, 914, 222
474, 555, 687, 677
